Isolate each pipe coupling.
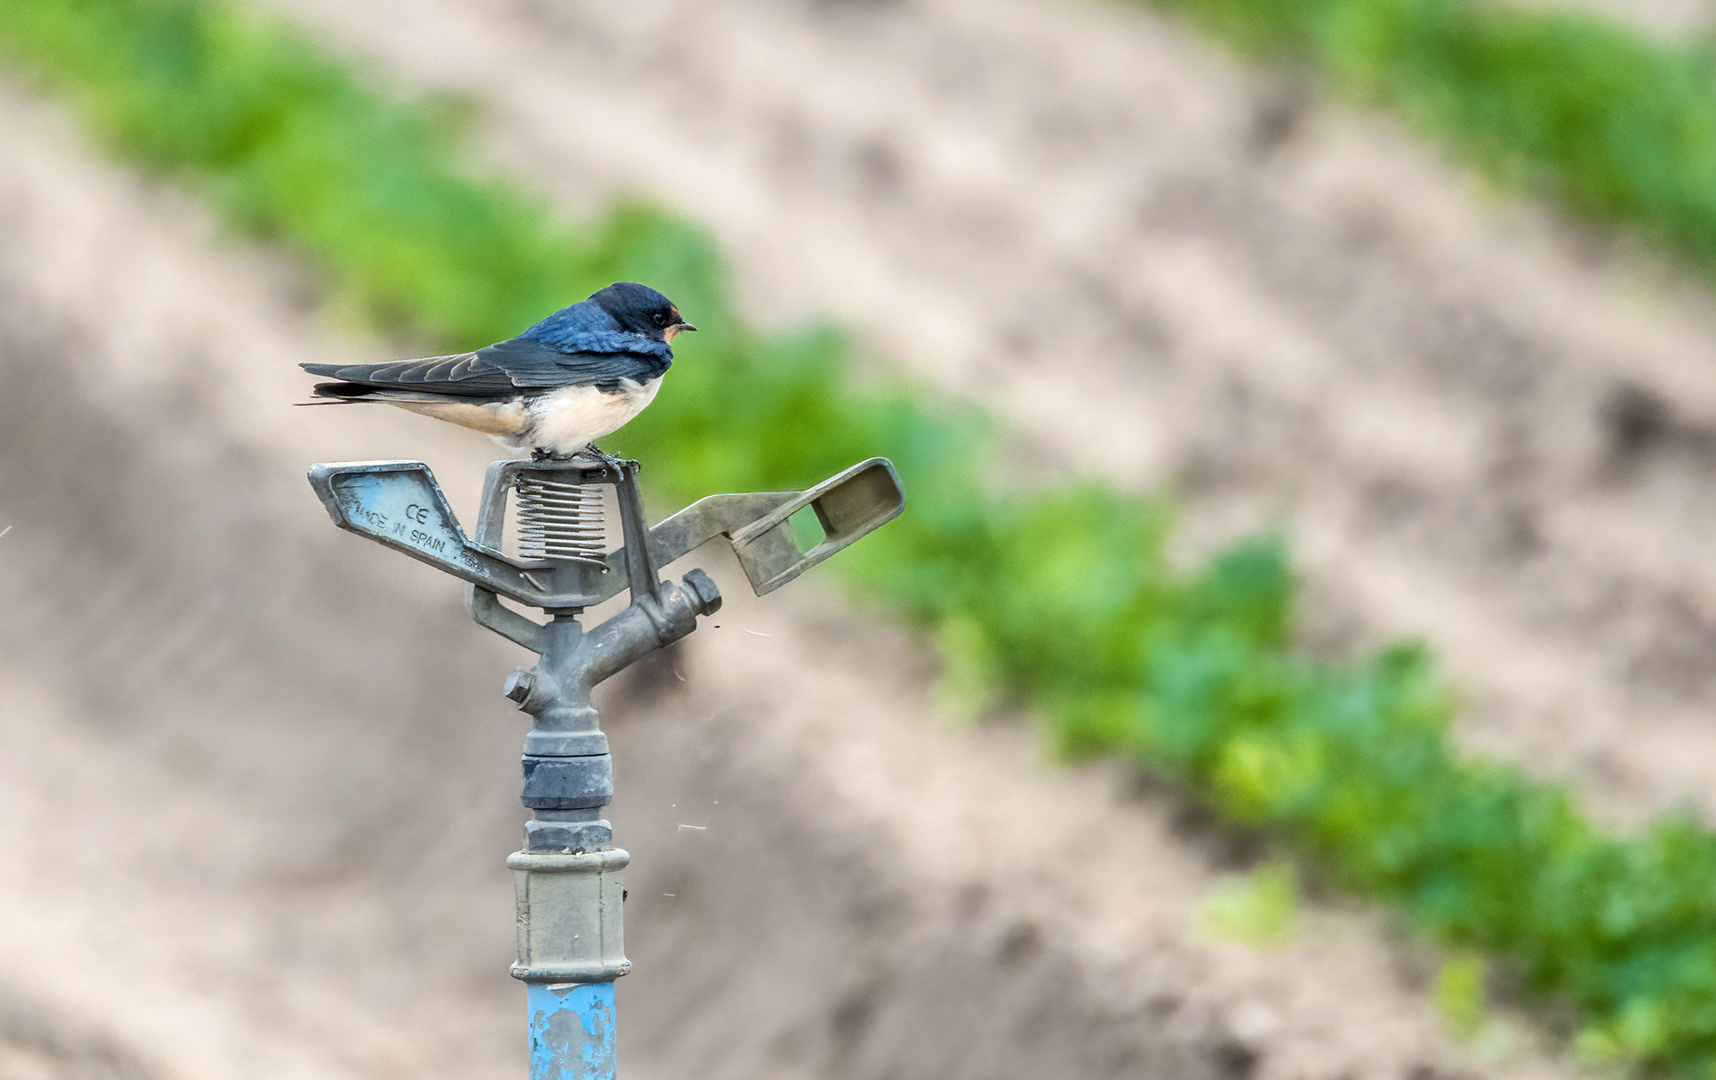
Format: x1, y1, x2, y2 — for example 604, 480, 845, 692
507, 848, 631, 983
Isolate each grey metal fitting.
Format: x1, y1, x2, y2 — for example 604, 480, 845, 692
503, 669, 535, 704
521, 753, 613, 810
508, 848, 631, 984
524, 815, 613, 854
681, 567, 722, 615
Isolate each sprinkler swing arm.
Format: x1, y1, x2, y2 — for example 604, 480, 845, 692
308, 456, 903, 619
306, 453, 903, 1080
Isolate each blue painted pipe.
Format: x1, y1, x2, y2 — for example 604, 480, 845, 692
528, 982, 617, 1080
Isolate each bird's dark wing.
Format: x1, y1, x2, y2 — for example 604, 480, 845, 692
301, 351, 513, 398
477, 337, 671, 391
300, 337, 671, 400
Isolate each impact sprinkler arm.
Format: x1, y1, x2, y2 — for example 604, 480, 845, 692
306, 452, 903, 1080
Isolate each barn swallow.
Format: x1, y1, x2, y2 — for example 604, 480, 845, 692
301, 282, 694, 461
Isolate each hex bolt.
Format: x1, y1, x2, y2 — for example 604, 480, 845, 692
503, 669, 536, 704
682, 568, 722, 615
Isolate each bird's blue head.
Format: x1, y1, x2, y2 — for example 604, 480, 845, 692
589, 282, 696, 342
521, 282, 696, 353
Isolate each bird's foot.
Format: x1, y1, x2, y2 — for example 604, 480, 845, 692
578, 443, 638, 474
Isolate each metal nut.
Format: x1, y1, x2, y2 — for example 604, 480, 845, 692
503, 669, 536, 704
682, 568, 722, 616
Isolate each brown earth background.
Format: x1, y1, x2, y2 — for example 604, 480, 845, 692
8, 0, 1716, 1077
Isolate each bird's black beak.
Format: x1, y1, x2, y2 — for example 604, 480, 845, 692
677, 322, 697, 333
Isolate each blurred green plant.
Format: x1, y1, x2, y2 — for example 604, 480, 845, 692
13, 0, 1716, 1075
1148, 0, 1716, 275
1201, 862, 1300, 947
1435, 953, 1490, 1042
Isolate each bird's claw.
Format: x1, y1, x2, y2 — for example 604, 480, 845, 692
578, 444, 638, 475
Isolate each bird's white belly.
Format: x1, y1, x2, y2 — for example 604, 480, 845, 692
528, 377, 662, 454
393, 397, 527, 436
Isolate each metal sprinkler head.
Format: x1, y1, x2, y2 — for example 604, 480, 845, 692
307, 451, 903, 1080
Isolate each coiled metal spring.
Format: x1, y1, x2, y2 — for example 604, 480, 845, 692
513, 475, 607, 561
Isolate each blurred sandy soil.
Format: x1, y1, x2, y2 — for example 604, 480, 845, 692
6, 0, 1716, 1077
1505, 0, 1716, 35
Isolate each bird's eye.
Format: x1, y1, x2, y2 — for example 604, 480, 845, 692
652, 312, 666, 326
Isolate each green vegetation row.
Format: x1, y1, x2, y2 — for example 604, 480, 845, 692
7, 0, 1716, 1073
1148, 0, 1716, 275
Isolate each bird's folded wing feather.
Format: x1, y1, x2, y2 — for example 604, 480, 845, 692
300, 338, 668, 399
